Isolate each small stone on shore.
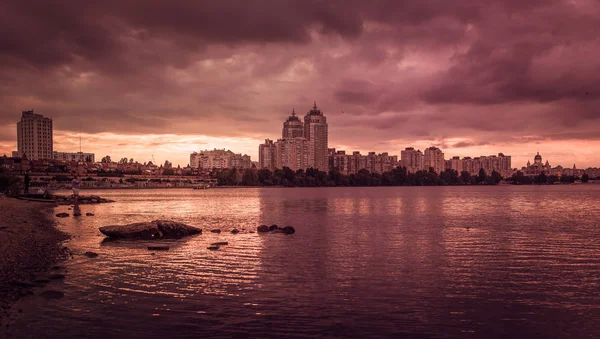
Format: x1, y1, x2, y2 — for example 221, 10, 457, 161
84, 252, 98, 258
207, 246, 220, 250
210, 229, 221, 233
86, 213, 95, 216
211, 242, 228, 246
231, 229, 239, 234
55, 213, 69, 218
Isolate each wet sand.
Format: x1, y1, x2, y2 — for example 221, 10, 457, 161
0, 196, 69, 327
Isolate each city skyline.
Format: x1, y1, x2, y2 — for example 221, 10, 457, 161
1, 1, 599, 167
4, 107, 597, 172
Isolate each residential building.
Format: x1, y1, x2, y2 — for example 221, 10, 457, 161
275, 137, 310, 172
349, 151, 367, 175
424, 147, 445, 174
330, 150, 398, 175
258, 139, 277, 171
17, 110, 53, 160
447, 156, 463, 173
400, 147, 424, 173
304, 102, 328, 171
189, 149, 252, 170
449, 153, 512, 177
53, 151, 95, 163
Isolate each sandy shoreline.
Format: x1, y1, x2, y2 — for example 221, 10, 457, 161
0, 196, 69, 328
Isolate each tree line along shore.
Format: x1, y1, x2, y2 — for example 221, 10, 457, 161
1, 166, 595, 194
210, 167, 593, 187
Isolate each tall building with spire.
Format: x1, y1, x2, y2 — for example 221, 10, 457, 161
304, 102, 328, 171
17, 110, 53, 160
282, 109, 304, 138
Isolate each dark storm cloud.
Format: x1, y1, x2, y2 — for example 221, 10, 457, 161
1, 0, 600, 165
452, 141, 491, 148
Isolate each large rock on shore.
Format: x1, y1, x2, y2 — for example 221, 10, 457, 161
55, 195, 115, 205
99, 220, 202, 239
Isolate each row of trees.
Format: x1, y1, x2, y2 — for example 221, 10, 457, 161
509, 171, 590, 185
210, 167, 504, 187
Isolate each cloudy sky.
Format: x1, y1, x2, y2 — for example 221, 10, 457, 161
1, 0, 599, 168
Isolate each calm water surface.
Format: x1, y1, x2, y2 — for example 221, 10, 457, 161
5, 186, 600, 338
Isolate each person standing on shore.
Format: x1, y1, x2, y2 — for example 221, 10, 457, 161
24, 172, 31, 194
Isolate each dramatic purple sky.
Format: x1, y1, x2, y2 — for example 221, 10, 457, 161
1, 0, 599, 168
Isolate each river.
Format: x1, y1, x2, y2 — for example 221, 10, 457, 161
5, 186, 600, 338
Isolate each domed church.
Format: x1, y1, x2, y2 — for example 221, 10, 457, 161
522, 152, 552, 176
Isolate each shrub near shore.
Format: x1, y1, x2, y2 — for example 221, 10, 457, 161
0, 168, 21, 196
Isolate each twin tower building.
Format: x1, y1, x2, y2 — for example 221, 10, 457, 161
259, 102, 328, 172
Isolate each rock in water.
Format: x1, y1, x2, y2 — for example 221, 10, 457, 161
269, 225, 279, 232
231, 229, 239, 234
257, 225, 269, 233
86, 213, 95, 216
99, 220, 202, 239
84, 252, 98, 258
55, 213, 69, 218
211, 242, 228, 246
210, 229, 221, 233
283, 226, 296, 235
207, 246, 220, 250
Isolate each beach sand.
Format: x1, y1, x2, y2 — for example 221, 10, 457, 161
0, 196, 69, 327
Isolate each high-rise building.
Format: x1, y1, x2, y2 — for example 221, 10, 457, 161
424, 147, 445, 174
258, 139, 277, 171
458, 153, 512, 177
275, 137, 310, 172
447, 156, 463, 173
190, 149, 252, 170
282, 109, 304, 138
17, 110, 53, 160
400, 147, 424, 173
330, 150, 398, 175
304, 102, 328, 171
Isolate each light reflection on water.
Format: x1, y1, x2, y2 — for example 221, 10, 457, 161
5, 186, 600, 338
